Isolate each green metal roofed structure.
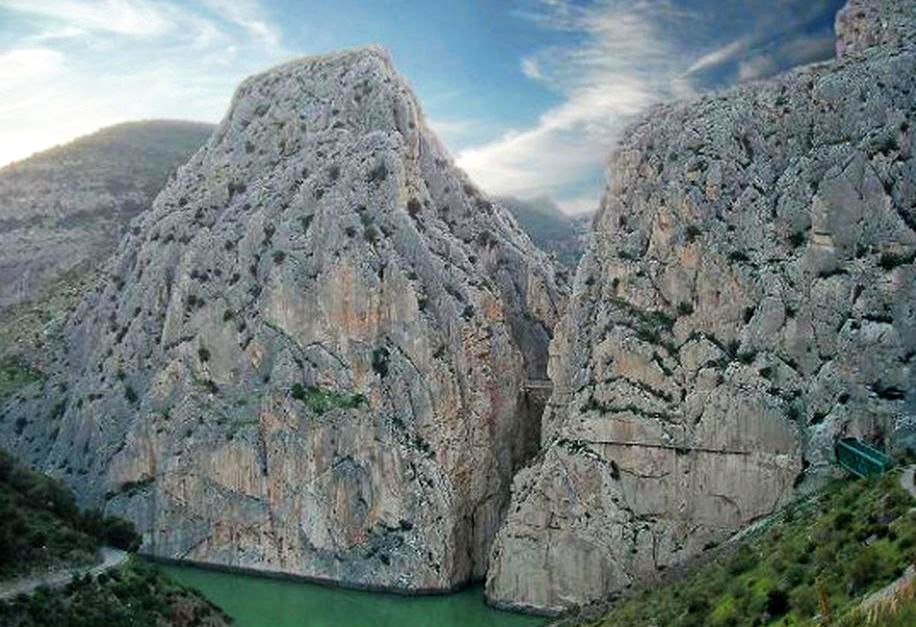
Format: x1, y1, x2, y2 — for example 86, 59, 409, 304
835, 437, 894, 478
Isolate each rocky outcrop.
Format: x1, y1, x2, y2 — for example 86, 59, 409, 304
1, 47, 564, 592
487, 0, 916, 614
836, 0, 916, 57
0, 121, 214, 312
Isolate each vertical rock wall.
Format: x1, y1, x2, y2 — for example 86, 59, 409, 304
487, 0, 916, 613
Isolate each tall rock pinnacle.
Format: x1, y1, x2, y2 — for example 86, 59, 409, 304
2, 46, 565, 591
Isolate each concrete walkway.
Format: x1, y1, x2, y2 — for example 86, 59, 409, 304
0, 547, 128, 602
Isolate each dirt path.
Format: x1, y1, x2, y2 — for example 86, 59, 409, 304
0, 547, 128, 601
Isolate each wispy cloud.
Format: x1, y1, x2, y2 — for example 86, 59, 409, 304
3, 0, 179, 37
458, 0, 843, 214
200, 0, 280, 46
686, 38, 749, 75
0, 48, 65, 83
457, 0, 694, 212
738, 31, 836, 81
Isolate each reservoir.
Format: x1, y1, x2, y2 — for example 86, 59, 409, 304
161, 563, 545, 627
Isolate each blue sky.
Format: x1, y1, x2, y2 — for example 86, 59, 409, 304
0, 0, 845, 213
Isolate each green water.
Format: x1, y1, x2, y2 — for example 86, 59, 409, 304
161, 563, 544, 627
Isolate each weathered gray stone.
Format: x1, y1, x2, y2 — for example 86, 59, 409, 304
2, 47, 564, 592
487, 0, 916, 613
0, 121, 213, 313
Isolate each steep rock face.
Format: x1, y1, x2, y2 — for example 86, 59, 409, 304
0, 121, 213, 312
487, 0, 916, 614
836, 0, 916, 57
1, 48, 563, 591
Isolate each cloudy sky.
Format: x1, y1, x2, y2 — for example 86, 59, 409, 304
0, 0, 845, 213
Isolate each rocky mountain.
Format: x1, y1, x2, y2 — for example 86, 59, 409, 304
487, 0, 916, 614
0, 47, 564, 593
0, 121, 214, 312
498, 196, 591, 270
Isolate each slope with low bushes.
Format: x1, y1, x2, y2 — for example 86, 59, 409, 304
0, 449, 231, 626
590, 468, 916, 627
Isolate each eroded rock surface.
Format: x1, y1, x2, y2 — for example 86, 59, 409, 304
0, 121, 213, 312
487, 0, 916, 613
2, 48, 563, 591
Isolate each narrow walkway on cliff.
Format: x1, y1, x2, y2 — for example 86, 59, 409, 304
0, 547, 128, 601
835, 438, 894, 479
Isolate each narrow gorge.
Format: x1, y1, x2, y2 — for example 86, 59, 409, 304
0, 0, 914, 622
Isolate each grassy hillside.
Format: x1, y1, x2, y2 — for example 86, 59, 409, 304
498, 196, 590, 269
588, 469, 916, 627
0, 449, 231, 626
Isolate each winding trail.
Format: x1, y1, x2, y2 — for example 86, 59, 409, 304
0, 547, 128, 601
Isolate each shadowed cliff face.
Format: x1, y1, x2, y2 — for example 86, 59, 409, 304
0, 121, 214, 313
487, 0, 916, 614
1, 47, 565, 591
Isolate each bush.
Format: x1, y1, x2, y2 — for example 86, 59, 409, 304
372, 347, 390, 378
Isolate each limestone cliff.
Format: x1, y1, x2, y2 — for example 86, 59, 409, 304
0, 121, 213, 313
487, 0, 916, 613
1, 48, 563, 591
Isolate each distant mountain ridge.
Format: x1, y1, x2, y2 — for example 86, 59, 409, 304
0, 120, 214, 313
498, 195, 591, 270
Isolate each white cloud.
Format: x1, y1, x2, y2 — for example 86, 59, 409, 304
457, 0, 693, 205
0, 48, 64, 83
739, 31, 836, 82
686, 38, 748, 75
0, 0, 292, 167
2, 0, 179, 37
200, 0, 280, 46
556, 191, 602, 215
521, 56, 544, 80
458, 0, 841, 214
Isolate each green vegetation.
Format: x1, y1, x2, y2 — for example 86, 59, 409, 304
290, 383, 367, 415
878, 250, 916, 271
608, 297, 675, 345
0, 264, 98, 359
0, 357, 41, 401
0, 450, 230, 626
836, 578, 916, 627
0, 450, 141, 579
0, 557, 231, 627
590, 471, 916, 627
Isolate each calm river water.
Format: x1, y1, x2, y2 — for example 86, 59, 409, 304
161, 563, 545, 627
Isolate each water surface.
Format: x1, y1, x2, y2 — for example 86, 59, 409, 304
161, 563, 544, 627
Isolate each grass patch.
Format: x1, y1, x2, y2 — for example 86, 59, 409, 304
0, 357, 42, 401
